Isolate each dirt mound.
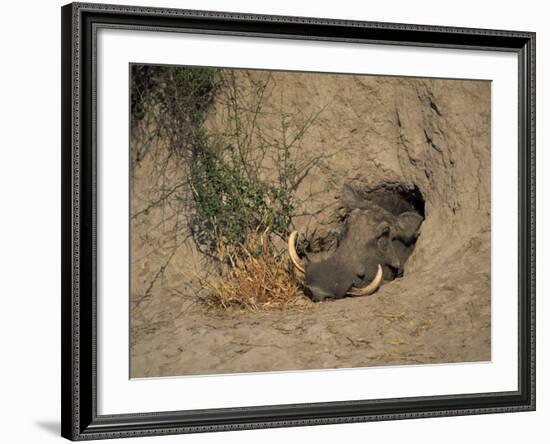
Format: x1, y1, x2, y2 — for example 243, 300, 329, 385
130, 70, 490, 377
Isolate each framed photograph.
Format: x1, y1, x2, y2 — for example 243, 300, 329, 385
61, 2, 535, 440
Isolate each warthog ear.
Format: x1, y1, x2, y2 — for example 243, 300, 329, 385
395, 211, 423, 243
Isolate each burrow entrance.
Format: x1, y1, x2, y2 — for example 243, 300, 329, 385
300, 183, 425, 286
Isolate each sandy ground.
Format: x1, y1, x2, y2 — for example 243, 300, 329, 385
130, 70, 491, 377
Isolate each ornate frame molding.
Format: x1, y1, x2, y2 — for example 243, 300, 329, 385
61, 2, 535, 440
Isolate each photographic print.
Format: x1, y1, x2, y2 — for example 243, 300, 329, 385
61, 5, 536, 438
129, 65, 491, 378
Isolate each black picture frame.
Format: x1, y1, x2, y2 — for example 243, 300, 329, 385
61, 2, 536, 440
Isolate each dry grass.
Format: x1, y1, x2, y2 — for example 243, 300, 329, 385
202, 230, 309, 311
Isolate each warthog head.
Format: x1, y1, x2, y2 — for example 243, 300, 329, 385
288, 205, 423, 302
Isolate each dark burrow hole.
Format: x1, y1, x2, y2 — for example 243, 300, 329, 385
359, 183, 425, 220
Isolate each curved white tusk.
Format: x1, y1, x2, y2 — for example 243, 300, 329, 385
287, 231, 305, 274
347, 264, 383, 297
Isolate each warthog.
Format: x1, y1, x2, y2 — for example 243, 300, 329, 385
288, 205, 423, 302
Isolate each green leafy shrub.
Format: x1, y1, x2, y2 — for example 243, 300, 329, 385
131, 65, 328, 268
